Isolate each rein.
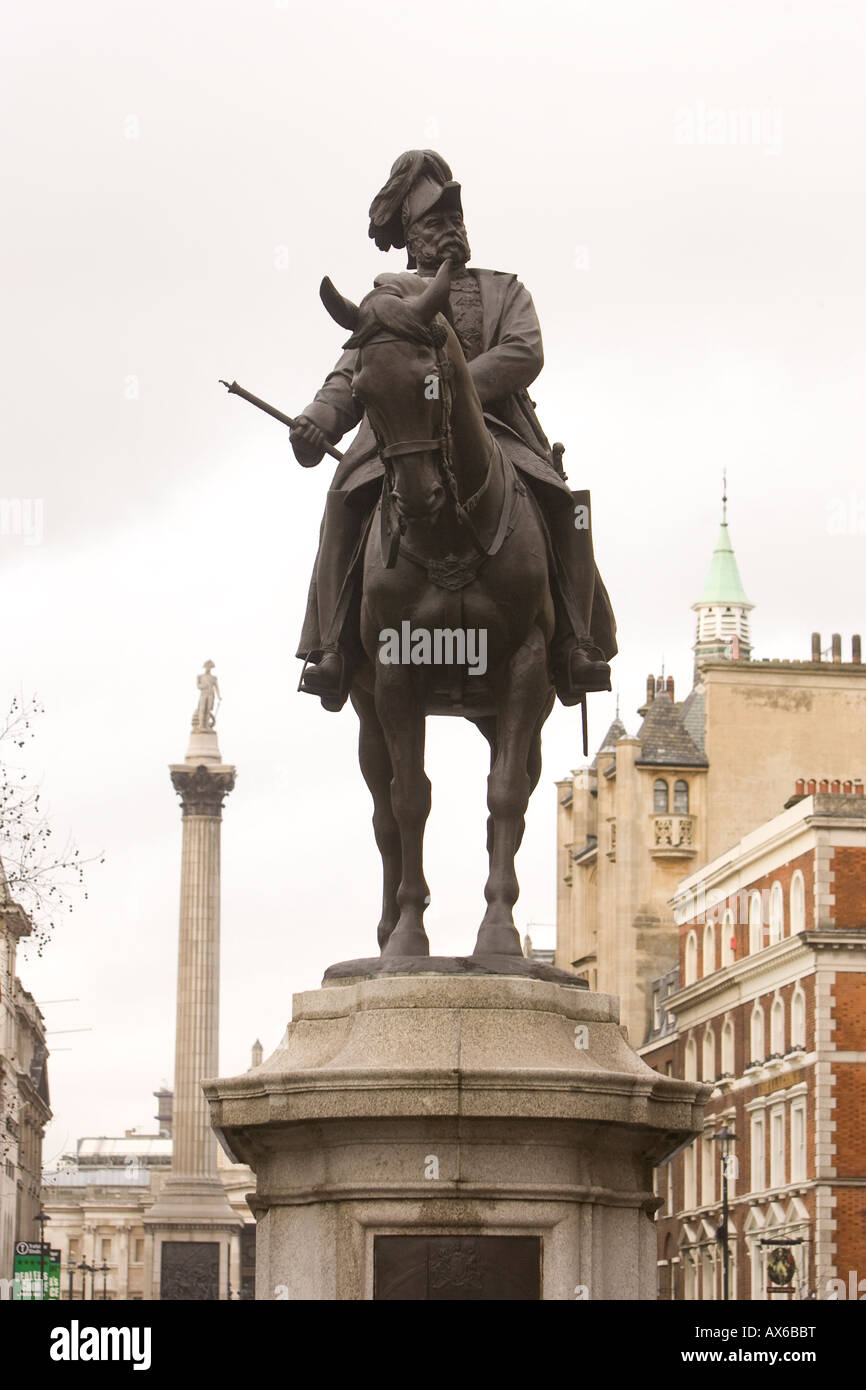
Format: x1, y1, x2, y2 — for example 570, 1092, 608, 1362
360, 331, 496, 562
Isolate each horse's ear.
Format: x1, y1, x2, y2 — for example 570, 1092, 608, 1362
320, 277, 360, 331
412, 258, 452, 323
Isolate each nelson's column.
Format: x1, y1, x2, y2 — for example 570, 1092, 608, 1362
145, 662, 242, 1299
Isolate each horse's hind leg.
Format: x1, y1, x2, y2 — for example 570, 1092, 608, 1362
469, 716, 498, 861
473, 630, 553, 957
351, 686, 400, 953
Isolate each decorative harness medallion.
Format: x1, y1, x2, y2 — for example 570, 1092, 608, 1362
426, 554, 481, 590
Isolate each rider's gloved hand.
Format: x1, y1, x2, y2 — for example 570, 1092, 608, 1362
291, 415, 328, 468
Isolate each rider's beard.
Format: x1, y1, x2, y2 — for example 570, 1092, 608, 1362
409, 225, 472, 273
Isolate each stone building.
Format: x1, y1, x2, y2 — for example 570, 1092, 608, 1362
42, 1087, 256, 1300
0, 857, 51, 1283
641, 790, 866, 1300
555, 498, 866, 1046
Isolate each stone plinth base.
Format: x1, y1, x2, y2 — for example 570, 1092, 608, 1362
205, 975, 707, 1301
144, 1176, 241, 1300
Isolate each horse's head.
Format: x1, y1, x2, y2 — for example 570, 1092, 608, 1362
320, 260, 454, 525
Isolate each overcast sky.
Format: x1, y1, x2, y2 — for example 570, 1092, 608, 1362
2, 0, 864, 1161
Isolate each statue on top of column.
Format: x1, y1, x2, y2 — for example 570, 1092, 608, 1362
192, 661, 220, 731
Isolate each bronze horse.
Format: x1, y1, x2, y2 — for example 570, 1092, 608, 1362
320, 260, 558, 960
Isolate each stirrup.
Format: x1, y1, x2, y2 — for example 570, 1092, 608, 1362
298, 651, 351, 712
554, 641, 611, 704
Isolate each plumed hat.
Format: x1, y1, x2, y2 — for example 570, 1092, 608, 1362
368, 150, 462, 267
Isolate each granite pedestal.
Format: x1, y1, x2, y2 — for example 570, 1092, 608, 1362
205, 969, 707, 1300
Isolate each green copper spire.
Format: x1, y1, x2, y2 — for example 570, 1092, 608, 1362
697, 472, 751, 607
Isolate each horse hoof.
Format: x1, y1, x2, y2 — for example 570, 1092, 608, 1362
377, 920, 399, 952
381, 928, 430, 959
472, 923, 523, 957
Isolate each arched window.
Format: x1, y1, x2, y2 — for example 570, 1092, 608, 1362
702, 1028, 715, 1082
685, 931, 698, 985
654, 778, 669, 813
722, 909, 735, 967
684, 1036, 697, 1082
791, 984, 807, 1049
674, 779, 689, 814
750, 1002, 765, 1064
770, 996, 785, 1055
702, 920, 715, 977
769, 882, 784, 944
749, 892, 763, 954
683, 1146, 697, 1210
721, 1017, 735, 1074
790, 871, 806, 934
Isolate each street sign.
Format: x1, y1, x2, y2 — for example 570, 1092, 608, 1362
13, 1241, 60, 1299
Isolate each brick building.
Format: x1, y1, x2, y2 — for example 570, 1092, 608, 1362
641, 790, 866, 1300
555, 492, 866, 1049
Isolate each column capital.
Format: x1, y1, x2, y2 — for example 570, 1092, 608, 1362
170, 764, 236, 818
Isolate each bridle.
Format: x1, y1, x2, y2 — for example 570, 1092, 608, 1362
357, 329, 495, 561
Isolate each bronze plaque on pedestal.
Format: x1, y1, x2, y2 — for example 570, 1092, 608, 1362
374, 1235, 541, 1300
160, 1241, 220, 1300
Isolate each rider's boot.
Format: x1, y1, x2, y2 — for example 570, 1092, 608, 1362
298, 490, 365, 712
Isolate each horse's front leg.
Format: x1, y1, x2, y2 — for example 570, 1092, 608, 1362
351, 686, 400, 952
474, 628, 554, 957
374, 664, 431, 957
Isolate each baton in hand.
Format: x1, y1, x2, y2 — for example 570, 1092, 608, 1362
218, 380, 344, 462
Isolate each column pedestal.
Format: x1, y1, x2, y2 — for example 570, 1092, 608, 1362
205, 971, 707, 1301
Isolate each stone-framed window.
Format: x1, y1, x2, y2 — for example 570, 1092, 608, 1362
685, 931, 698, 985
791, 1101, 807, 1183
673, 779, 689, 814
769, 882, 784, 944
790, 870, 806, 933
722, 908, 735, 966
750, 1112, 766, 1192
702, 1028, 715, 1083
749, 891, 763, 954
791, 983, 807, 1050
702, 920, 715, 977
750, 1001, 765, 1063
653, 778, 669, 813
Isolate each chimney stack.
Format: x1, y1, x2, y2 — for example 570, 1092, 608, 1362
831, 779, 841, 794
807, 779, 816, 795
843, 780, 853, 794
811, 632, 821, 662
832, 633, 842, 663
646, 674, 655, 706
665, 675, 675, 701
819, 778, 829, 793
855, 781, 864, 797
795, 778, 805, 797
853, 635, 862, 664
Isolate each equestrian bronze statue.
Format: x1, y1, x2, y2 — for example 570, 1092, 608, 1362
228, 151, 617, 962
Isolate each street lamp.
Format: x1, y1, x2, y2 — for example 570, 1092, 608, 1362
712, 1125, 737, 1301
79, 1260, 93, 1300
35, 1210, 50, 1301
99, 1260, 110, 1301
67, 1260, 76, 1302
